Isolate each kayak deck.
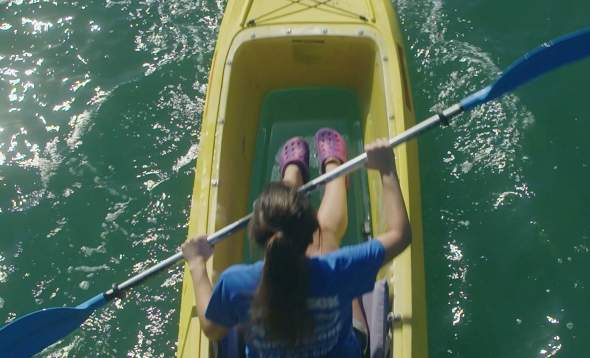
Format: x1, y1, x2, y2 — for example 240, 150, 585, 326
245, 87, 370, 262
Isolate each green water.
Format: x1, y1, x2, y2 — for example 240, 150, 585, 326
1, 0, 589, 356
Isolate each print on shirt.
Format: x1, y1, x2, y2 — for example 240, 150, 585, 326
247, 295, 342, 357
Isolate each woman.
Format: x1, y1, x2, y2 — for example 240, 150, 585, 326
182, 129, 411, 357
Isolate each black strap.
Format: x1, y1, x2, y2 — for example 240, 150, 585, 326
104, 283, 123, 300
438, 112, 450, 126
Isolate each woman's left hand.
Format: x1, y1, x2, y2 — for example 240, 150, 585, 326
182, 235, 214, 264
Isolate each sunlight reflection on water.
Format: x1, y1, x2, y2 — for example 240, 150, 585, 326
1, 0, 224, 355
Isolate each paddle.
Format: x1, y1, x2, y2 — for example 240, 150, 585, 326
2, 26, 590, 357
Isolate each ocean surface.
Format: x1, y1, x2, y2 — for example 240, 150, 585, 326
1, 0, 589, 356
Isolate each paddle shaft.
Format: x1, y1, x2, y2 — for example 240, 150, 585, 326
111, 103, 464, 295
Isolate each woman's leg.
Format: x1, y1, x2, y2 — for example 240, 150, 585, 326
277, 132, 346, 254
306, 159, 348, 256
282, 163, 304, 188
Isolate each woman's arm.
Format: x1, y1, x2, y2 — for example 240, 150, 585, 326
182, 235, 229, 341
365, 139, 412, 263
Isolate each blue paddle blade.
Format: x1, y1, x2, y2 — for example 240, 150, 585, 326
0, 293, 107, 357
462, 27, 590, 109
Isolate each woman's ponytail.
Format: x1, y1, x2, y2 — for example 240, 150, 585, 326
249, 183, 319, 344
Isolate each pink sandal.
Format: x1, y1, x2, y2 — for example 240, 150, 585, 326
279, 137, 310, 182
315, 128, 348, 174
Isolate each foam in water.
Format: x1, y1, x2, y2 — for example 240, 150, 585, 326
81, 244, 107, 257
66, 110, 93, 150
173, 143, 199, 172
395, 0, 535, 187
393, 0, 540, 352
0, 0, 226, 356
68, 264, 110, 273
105, 201, 129, 222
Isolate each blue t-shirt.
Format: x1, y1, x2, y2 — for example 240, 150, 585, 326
205, 239, 385, 357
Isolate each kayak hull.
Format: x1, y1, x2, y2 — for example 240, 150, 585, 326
177, 1, 427, 357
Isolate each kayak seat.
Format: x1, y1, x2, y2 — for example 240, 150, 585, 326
217, 279, 392, 357
361, 279, 392, 358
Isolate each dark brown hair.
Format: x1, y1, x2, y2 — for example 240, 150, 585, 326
248, 182, 319, 344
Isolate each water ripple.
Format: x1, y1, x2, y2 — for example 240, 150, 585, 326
394, 0, 549, 355
1, 0, 223, 356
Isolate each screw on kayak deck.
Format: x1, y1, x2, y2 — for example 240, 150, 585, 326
362, 220, 372, 240
387, 312, 402, 324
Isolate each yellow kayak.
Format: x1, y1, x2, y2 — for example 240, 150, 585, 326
176, 0, 427, 357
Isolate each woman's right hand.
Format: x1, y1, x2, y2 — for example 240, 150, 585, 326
182, 235, 214, 265
366, 139, 411, 262
365, 138, 396, 174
